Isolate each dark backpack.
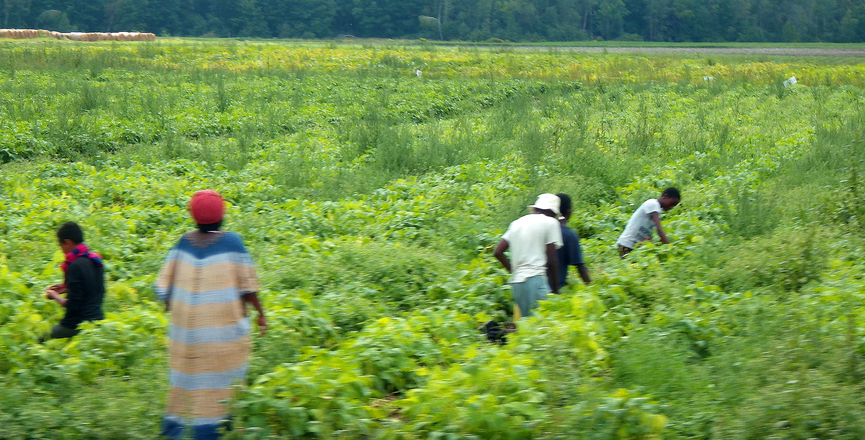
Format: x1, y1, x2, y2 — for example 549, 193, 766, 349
478, 320, 516, 345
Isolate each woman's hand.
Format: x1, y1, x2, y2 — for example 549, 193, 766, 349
45, 288, 68, 307
257, 314, 267, 336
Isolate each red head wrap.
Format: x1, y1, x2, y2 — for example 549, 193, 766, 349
188, 190, 225, 225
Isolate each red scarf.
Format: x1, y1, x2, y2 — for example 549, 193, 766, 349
61, 243, 103, 281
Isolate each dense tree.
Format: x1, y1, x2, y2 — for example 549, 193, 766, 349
3, 0, 31, 29
10, 0, 865, 42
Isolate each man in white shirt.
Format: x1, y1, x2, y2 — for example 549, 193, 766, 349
494, 193, 564, 321
616, 187, 681, 257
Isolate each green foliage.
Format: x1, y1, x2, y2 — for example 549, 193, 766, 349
8, 0, 865, 42
399, 347, 549, 439
512, 292, 611, 376
712, 226, 828, 293
248, 291, 341, 376
556, 389, 668, 440
1, 41, 865, 439
234, 350, 381, 438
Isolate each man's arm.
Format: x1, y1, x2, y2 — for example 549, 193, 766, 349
493, 239, 511, 273
652, 212, 670, 244
577, 263, 591, 284
570, 232, 590, 285
546, 243, 559, 294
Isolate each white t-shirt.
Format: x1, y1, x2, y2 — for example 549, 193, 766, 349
502, 213, 563, 283
617, 199, 662, 249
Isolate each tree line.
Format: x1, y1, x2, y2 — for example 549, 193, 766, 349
5, 0, 865, 42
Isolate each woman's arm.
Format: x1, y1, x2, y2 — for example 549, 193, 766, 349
242, 293, 267, 335
45, 288, 68, 307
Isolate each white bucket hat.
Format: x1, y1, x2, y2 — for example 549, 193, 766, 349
528, 193, 561, 216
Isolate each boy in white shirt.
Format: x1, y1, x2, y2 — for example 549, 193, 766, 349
494, 193, 564, 320
617, 187, 681, 257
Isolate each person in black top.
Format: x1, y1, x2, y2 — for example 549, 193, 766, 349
43, 222, 105, 340
553, 194, 590, 290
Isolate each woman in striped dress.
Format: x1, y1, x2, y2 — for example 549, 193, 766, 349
155, 190, 267, 440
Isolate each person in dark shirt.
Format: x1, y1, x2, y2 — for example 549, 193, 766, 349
554, 193, 590, 290
43, 222, 105, 340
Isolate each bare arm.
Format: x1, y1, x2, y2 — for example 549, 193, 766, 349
45, 288, 68, 307
47, 266, 83, 309
546, 243, 559, 294
242, 293, 267, 335
577, 263, 591, 285
493, 239, 511, 273
652, 212, 670, 244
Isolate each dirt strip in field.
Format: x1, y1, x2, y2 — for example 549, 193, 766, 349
516, 46, 865, 57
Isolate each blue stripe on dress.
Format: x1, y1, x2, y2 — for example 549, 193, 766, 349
164, 414, 228, 427
155, 286, 171, 302
169, 287, 241, 307
171, 250, 257, 268
169, 364, 249, 390
169, 318, 250, 345
175, 232, 246, 257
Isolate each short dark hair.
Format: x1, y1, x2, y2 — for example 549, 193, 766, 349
197, 221, 222, 233
662, 187, 681, 200
556, 193, 572, 214
57, 221, 84, 244
535, 208, 557, 217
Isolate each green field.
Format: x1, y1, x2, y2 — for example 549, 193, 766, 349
1, 40, 864, 439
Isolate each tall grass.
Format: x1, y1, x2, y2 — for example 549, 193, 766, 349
0, 40, 863, 207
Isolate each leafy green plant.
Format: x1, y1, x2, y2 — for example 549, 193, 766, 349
399, 347, 549, 439
1, 41, 865, 440
233, 350, 381, 438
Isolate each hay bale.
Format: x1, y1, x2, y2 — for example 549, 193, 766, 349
0, 29, 162, 42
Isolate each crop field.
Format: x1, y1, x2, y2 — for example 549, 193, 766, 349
0, 40, 864, 439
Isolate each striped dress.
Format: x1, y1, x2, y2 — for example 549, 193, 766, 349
155, 231, 260, 440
